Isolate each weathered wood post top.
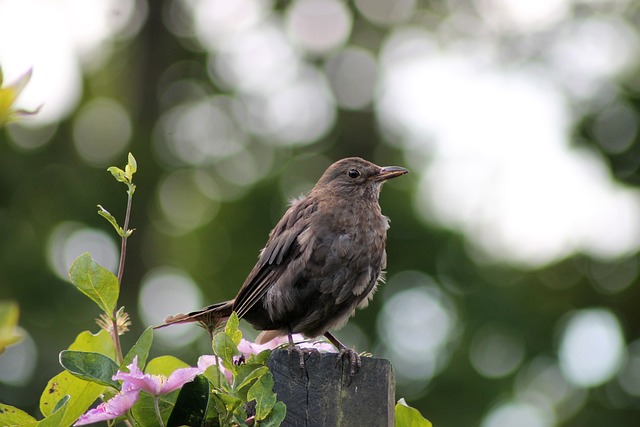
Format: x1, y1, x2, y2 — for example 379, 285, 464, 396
268, 349, 396, 427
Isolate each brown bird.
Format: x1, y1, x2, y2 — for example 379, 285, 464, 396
158, 157, 408, 373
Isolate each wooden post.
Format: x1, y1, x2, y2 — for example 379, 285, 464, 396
267, 348, 396, 426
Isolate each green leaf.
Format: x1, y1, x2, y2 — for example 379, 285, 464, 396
107, 166, 127, 183
259, 401, 286, 427
97, 205, 124, 236
251, 349, 272, 365
39, 370, 104, 426
247, 372, 276, 421
0, 300, 22, 354
59, 350, 120, 389
213, 333, 238, 373
225, 312, 242, 346
68, 253, 119, 315
37, 395, 69, 427
122, 326, 154, 370
145, 355, 190, 375
395, 399, 432, 427
68, 329, 115, 359
167, 374, 209, 427
211, 391, 243, 419
202, 362, 230, 390
125, 153, 137, 181
0, 403, 37, 426
234, 364, 269, 400
131, 392, 178, 427
127, 152, 137, 174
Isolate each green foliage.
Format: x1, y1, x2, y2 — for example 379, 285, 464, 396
395, 399, 432, 427
59, 350, 120, 389
0, 300, 21, 354
247, 373, 277, 421
68, 253, 119, 316
206, 325, 285, 427
121, 326, 154, 370
39, 371, 104, 426
36, 396, 69, 427
0, 403, 37, 426
167, 375, 210, 427
67, 329, 115, 359
1, 154, 287, 426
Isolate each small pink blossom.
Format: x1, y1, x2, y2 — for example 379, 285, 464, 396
114, 356, 201, 395
74, 381, 139, 425
237, 336, 289, 356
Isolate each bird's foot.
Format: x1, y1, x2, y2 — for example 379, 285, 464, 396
336, 347, 361, 378
286, 334, 319, 375
323, 331, 362, 380
287, 344, 319, 374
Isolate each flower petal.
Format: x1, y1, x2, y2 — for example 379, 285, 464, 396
159, 367, 201, 394
74, 383, 140, 425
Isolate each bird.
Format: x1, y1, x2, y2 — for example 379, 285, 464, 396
157, 157, 408, 374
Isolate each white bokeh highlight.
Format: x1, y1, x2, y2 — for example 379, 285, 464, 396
558, 308, 625, 388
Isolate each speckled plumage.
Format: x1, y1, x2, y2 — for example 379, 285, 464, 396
160, 157, 408, 350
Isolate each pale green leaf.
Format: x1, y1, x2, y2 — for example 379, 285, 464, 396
0, 300, 22, 354
39, 370, 104, 425
68, 253, 119, 315
37, 395, 69, 427
145, 355, 190, 375
234, 365, 269, 399
122, 326, 154, 370
131, 393, 177, 427
247, 372, 276, 421
127, 152, 137, 174
107, 166, 127, 183
212, 333, 238, 374
97, 205, 123, 235
395, 399, 432, 427
259, 401, 286, 427
0, 402, 38, 426
68, 329, 115, 359
225, 312, 242, 346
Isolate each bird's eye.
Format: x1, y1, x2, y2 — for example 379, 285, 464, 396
348, 169, 361, 178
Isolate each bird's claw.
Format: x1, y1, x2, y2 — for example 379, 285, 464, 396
336, 347, 361, 378
287, 345, 319, 375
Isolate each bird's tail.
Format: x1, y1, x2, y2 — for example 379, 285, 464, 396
154, 300, 234, 331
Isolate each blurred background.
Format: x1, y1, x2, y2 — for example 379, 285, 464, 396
1, 0, 640, 425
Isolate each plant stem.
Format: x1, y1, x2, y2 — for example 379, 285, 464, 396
112, 187, 134, 365
153, 396, 165, 427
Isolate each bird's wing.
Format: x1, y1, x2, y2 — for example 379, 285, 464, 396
233, 197, 317, 319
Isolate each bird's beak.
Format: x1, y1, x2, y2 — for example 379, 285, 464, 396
375, 166, 409, 181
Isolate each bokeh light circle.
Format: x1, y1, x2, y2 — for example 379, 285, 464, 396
558, 308, 625, 387
138, 267, 204, 347
47, 222, 119, 281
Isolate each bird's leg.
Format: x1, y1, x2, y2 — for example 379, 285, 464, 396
286, 332, 319, 374
286, 333, 305, 372
324, 331, 361, 378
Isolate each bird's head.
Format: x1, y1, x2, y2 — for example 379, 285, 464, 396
313, 157, 408, 200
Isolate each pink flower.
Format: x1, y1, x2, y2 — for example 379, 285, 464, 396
74, 356, 202, 426
237, 336, 289, 356
113, 356, 201, 396
240, 334, 337, 355
74, 381, 139, 425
